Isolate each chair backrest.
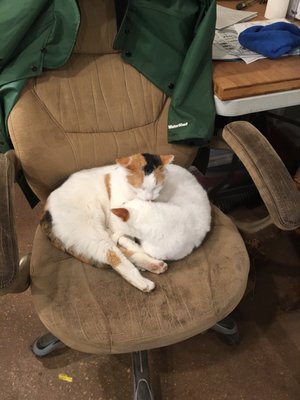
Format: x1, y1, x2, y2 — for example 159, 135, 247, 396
8, 0, 197, 202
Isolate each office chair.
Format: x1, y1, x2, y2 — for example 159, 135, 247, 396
1, 1, 300, 398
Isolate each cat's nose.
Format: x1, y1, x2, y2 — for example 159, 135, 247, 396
144, 193, 154, 201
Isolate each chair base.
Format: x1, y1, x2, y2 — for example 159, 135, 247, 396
31, 316, 239, 398
211, 316, 240, 345
31, 317, 241, 357
132, 351, 154, 400
31, 332, 64, 357
31, 333, 155, 399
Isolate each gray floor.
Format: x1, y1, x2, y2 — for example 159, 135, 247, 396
1, 186, 300, 400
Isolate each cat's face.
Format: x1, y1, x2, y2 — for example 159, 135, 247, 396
116, 153, 174, 201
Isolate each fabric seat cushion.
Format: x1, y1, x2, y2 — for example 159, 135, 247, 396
30, 206, 249, 354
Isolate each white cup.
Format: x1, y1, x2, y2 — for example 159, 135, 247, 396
264, 0, 290, 19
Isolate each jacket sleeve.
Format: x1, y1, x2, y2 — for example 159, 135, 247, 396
0, 0, 80, 153
114, 0, 216, 146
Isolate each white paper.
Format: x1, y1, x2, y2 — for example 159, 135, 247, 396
213, 29, 243, 60
216, 5, 257, 30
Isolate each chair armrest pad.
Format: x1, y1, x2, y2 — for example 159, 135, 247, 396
0, 151, 20, 293
222, 121, 300, 231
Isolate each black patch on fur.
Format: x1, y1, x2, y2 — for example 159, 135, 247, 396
40, 210, 53, 230
142, 153, 162, 175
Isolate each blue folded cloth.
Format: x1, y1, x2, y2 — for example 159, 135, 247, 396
238, 22, 300, 59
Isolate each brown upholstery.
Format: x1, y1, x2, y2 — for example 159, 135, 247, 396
73, 0, 117, 54
223, 121, 300, 231
0, 151, 31, 295
5, 0, 250, 354
30, 206, 249, 354
8, 0, 197, 202
0, 151, 19, 292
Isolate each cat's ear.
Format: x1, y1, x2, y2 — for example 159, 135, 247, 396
160, 155, 174, 165
111, 208, 130, 222
116, 156, 132, 168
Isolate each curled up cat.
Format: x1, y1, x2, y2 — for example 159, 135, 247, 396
111, 164, 211, 261
40, 153, 211, 292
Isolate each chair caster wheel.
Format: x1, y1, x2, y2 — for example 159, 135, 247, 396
217, 331, 241, 346
211, 316, 241, 345
31, 332, 64, 357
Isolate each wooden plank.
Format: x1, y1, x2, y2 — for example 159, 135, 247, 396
213, 57, 300, 100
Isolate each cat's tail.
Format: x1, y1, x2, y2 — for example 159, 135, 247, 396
40, 210, 67, 252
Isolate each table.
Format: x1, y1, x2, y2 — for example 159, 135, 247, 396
214, 1, 300, 116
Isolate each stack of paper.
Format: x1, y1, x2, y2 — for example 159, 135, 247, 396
216, 5, 258, 30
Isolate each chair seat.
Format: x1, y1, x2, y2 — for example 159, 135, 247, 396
30, 205, 249, 354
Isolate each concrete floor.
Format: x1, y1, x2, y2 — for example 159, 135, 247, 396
1, 186, 300, 400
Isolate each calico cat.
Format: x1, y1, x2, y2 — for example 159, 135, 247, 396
40, 153, 174, 292
111, 164, 211, 261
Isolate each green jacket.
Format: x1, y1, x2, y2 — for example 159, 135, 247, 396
0, 0, 215, 153
0, 0, 80, 153
114, 0, 216, 146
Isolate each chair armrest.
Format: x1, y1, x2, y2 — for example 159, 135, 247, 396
0, 151, 30, 294
222, 121, 300, 231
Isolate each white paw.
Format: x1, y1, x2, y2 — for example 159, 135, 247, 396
139, 278, 156, 293
147, 260, 168, 274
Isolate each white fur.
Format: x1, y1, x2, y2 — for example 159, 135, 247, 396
44, 162, 210, 292
112, 164, 211, 260
141, 174, 162, 201
44, 163, 166, 292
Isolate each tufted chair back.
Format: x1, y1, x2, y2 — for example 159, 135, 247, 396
8, 0, 197, 202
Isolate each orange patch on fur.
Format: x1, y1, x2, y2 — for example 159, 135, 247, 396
106, 249, 121, 268
105, 173, 111, 199
68, 247, 91, 265
51, 238, 66, 252
154, 166, 165, 185
119, 245, 134, 257
126, 154, 146, 188
160, 154, 174, 165
127, 171, 144, 188
116, 156, 131, 167
111, 208, 129, 222
117, 154, 146, 188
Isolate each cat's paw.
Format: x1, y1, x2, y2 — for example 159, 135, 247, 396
139, 278, 156, 292
129, 253, 167, 274
147, 261, 168, 274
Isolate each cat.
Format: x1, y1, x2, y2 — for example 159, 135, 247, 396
40, 153, 174, 292
111, 164, 211, 261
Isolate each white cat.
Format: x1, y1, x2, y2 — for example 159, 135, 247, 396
41, 153, 174, 292
111, 164, 211, 261
41, 154, 211, 293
